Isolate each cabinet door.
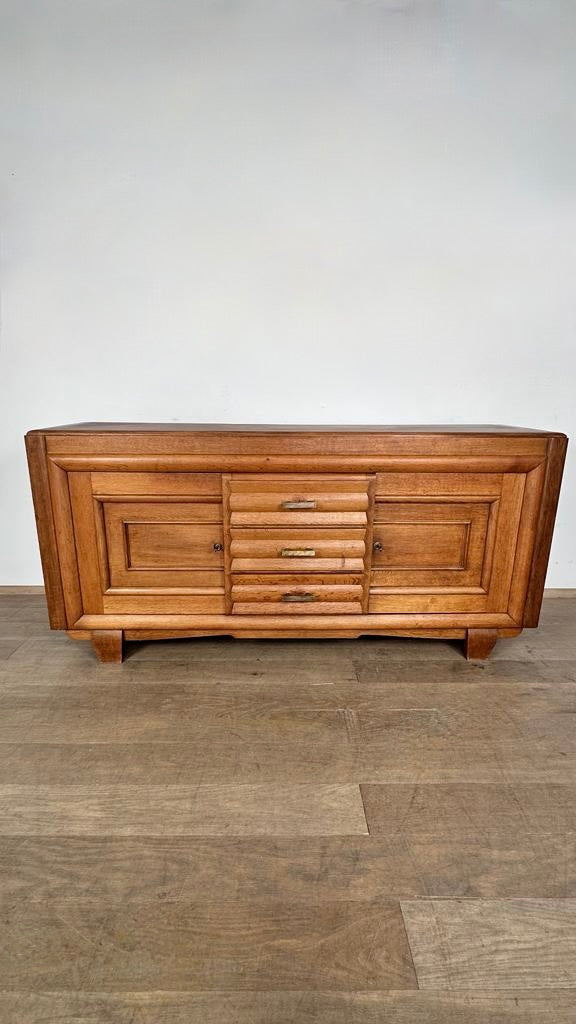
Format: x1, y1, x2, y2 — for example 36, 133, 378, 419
67, 472, 226, 614
369, 471, 528, 614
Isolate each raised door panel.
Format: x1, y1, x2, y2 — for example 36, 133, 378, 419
67, 473, 226, 615
371, 502, 493, 589
369, 472, 526, 615
103, 503, 223, 587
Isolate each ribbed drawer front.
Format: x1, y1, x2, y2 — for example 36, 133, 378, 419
225, 474, 375, 615
228, 475, 371, 527
231, 578, 363, 615
230, 529, 366, 573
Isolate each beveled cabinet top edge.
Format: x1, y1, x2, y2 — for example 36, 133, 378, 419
25, 422, 567, 437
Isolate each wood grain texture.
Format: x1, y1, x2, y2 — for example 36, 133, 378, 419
0, 783, 368, 835
25, 425, 567, 661
32, 421, 555, 432
401, 899, 576, 989
1, 593, 575, 1006
0, 834, 573, 904
524, 434, 568, 625
0, 900, 415, 990
466, 628, 498, 659
361, 784, 576, 835
0, 638, 24, 660
46, 458, 83, 624
50, 453, 546, 473
1, 990, 575, 1024
24, 432, 67, 628
92, 629, 123, 663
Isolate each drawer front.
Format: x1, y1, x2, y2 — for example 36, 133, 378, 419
231, 577, 363, 615
228, 475, 371, 527
230, 528, 366, 573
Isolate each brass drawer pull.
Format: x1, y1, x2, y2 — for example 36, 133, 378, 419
280, 499, 316, 510
281, 548, 316, 558
373, 541, 383, 552
281, 592, 315, 603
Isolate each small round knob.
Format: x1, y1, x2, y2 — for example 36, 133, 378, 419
373, 540, 383, 552
213, 542, 223, 552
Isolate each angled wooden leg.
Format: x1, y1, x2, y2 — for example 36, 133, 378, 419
465, 628, 498, 661
92, 630, 124, 663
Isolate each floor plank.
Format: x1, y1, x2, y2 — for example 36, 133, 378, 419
2, 679, 575, 783
0, 592, 575, 1005
361, 783, 576, 834
0, 900, 415, 990
2, 739, 575, 785
1, 990, 576, 1023
0, 834, 573, 903
0, 685, 350, 744
0, 783, 368, 836
401, 899, 576, 989
0, 639, 24, 661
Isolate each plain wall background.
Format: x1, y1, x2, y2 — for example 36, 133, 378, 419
0, 0, 574, 586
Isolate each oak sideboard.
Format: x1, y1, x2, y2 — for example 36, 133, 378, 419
25, 423, 567, 662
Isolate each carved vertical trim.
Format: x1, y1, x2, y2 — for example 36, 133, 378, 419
24, 432, 68, 628
524, 434, 568, 626
222, 473, 233, 614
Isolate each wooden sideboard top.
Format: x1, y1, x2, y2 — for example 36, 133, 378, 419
26, 422, 565, 436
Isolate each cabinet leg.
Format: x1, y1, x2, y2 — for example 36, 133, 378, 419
465, 628, 498, 660
92, 630, 124, 663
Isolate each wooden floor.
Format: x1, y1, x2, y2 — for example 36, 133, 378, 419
1, 595, 576, 1022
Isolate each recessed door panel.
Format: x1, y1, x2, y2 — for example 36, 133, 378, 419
67, 475, 226, 613
103, 502, 224, 588
371, 501, 492, 589
370, 474, 526, 614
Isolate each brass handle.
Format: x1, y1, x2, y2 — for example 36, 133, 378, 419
281, 592, 315, 603
373, 540, 383, 552
280, 499, 316, 510
281, 548, 316, 558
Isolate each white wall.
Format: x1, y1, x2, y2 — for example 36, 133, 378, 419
0, 0, 574, 585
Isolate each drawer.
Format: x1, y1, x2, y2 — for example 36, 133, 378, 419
231, 579, 363, 615
230, 528, 366, 572
228, 475, 371, 526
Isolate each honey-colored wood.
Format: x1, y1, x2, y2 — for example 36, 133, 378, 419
25, 425, 567, 661
372, 500, 491, 587
91, 629, 123, 663
466, 628, 499, 660
230, 528, 367, 574
46, 458, 83, 625
24, 433, 67, 628
75, 612, 518, 630
524, 434, 568, 626
231, 582, 364, 602
91, 471, 223, 497
50, 453, 546, 474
